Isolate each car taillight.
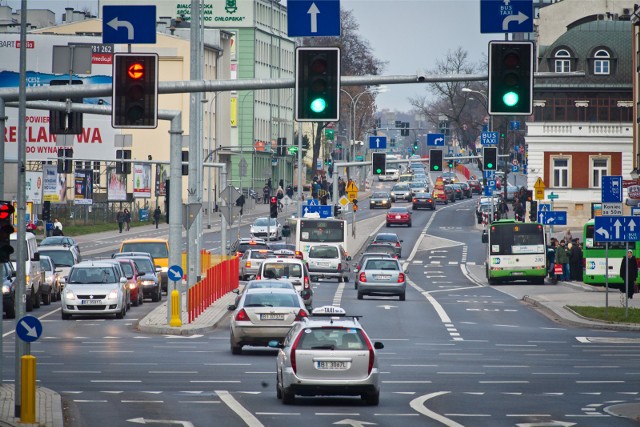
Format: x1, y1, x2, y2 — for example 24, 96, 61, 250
236, 252, 241, 257
290, 331, 304, 374
398, 273, 405, 283
304, 276, 310, 289
295, 309, 308, 320
235, 309, 249, 321
245, 261, 251, 268
359, 272, 366, 283
295, 251, 303, 259
364, 333, 375, 375
396, 242, 401, 247
412, 198, 417, 202
337, 263, 342, 272
256, 275, 261, 280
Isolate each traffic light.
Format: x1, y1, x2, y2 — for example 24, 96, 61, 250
295, 47, 340, 121
115, 149, 131, 174
333, 205, 341, 217
0, 201, 15, 263
42, 201, 51, 222
488, 41, 534, 115
448, 159, 454, 169
529, 200, 538, 222
181, 151, 189, 176
112, 53, 159, 128
429, 149, 443, 172
270, 196, 278, 218
483, 146, 498, 171
413, 141, 419, 152
49, 80, 83, 135
371, 152, 386, 175
57, 148, 73, 174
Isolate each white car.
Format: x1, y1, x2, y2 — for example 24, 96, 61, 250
379, 169, 400, 182
250, 217, 282, 241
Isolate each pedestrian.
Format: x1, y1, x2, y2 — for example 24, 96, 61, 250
53, 218, 63, 231
555, 240, 570, 281
547, 238, 557, 279
116, 209, 125, 233
52, 226, 63, 236
570, 238, 583, 281
276, 186, 284, 210
124, 208, 131, 231
263, 184, 270, 204
499, 198, 509, 218
153, 206, 161, 229
286, 184, 294, 199
279, 179, 284, 190
563, 228, 573, 243
619, 249, 638, 299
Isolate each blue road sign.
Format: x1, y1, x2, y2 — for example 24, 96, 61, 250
484, 170, 496, 180
102, 6, 157, 44
480, 131, 498, 145
480, 0, 533, 34
522, 163, 528, 175
484, 186, 494, 196
482, 123, 489, 132
167, 265, 184, 282
368, 136, 387, 149
540, 211, 567, 226
538, 203, 551, 212
426, 133, 445, 147
510, 121, 520, 130
288, 0, 340, 37
16, 315, 42, 343
488, 180, 497, 190
306, 198, 319, 206
594, 216, 640, 242
601, 176, 623, 203
512, 165, 519, 172
302, 205, 332, 218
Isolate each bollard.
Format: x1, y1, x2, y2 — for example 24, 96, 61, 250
169, 289, 182, 327
20, 355, 36, 423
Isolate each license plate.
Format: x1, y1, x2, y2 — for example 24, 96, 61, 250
395, 215, 401, 219
375, 275, 391, 280
260, 313, 285, 320
317, 262, 329, 266
511, 272, 524, 276
317, 361, 348, 370
81, 300, 102, 305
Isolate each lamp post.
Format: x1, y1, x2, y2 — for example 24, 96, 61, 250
462, 87, 492, 131
202, 94, 218, 229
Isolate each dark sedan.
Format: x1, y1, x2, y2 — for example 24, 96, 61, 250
369, 191, 392, 209
459, 182, 473, 198
443, 185, 456, 203
467, 179, 483, 194
412, 192, 436, 210
386, 207, 412, 227
450, 184, 463, 200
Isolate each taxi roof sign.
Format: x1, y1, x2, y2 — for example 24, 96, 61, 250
311, 306, 346, 316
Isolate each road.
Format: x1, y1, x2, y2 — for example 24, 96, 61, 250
3, 169, 640, 426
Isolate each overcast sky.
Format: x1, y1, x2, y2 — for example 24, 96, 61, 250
5, 0, 495, 112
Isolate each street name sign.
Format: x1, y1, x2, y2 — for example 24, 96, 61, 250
540, 211, 567, 226
103, 6, 157, 44
368, 136, 387, 149
16, 315, 42, 343
480, 0, 533, 34
288, 0, 340, 37
302, 205, 332, 218
602, 203, 623, 216
594, 216, 640, 242
601, 175, 623, 203
480, 131, 498, 145
427, 133, 445, 147
548, 192, 559, 200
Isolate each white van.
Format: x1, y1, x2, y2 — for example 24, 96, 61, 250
379, 169, 400, 182
10, 232, 43, 311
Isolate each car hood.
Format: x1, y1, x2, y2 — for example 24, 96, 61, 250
251, 225, 279, 231
139, 273, 158, 281
65, 283, 120, 295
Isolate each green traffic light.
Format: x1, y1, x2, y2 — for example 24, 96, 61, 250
433, 165, 439, 171
310, 98, 327, 113
503, 91, 519, 107
376, 168, 382, 174
487, 163, 494, 169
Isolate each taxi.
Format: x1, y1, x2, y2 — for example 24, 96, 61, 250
270, 306, 384, 405
431, 177, 449, 204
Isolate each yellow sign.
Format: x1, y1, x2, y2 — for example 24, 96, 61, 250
230, 97, 237, 127
534, 177, 545, 189
534, 188, 545, 201
346, 181, 358, 193
347, 191, 358, 200
339, 196, 350, 207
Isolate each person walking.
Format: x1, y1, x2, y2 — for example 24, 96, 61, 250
153, 206, 161, 229
116, 209, 125, 233
555, 240, 570, 281
124, 208, 131, 231
570, 238, 583, 281
263, 184, 270, 204
53, 218, 63, 231
619, 249, 638, 299
563, 228, 573, 243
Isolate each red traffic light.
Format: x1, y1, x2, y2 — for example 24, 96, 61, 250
127, 62, 145, 79
0, 202, 15, 220
270, 197, 277, 204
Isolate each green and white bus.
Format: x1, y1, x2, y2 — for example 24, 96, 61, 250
583, 219, 638, 286
482, 219, 547, 285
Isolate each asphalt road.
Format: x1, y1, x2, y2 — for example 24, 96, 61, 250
3, 172, 640, 426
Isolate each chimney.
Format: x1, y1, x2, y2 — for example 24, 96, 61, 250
64, 7, 73, 23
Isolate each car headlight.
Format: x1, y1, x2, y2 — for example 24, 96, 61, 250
108, 289, 119, 300
64, 289, 76, 300
142, 280, 156, 286
2, 284, 10, 294
129, 282, 137, 290
390, 192, 396, 196
161, 267, 168, 273
45, 276, 53, 284
382, 200, 387, 204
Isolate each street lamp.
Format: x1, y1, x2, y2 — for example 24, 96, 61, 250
462, 87, 492, 131
202, 94, 218, 229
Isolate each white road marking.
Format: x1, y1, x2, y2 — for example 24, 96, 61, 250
215, 390, 264, 427
410, 392, 464, 427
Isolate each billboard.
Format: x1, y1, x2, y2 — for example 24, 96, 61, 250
25, 171, 43, 203
133, 163, 151, 198
155, 164, 169, 197
107, 167, 127, 202
42, 164, 67, 204
73, 169, 93, 205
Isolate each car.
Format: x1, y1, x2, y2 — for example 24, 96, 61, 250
443, 184, 456, 202
110, 258, 144, 307
306, 243, 351, 283
378, 169, 400, 182
440, 171, 457, 184
412, 192, 436, 210
413, 173, 428, 183
123, 256, 163, 302
390, 183, 412, 202
450, 183, 463, 200
61, 261, 129, 320
232, 279, 295, 306
270, 306, 384, 405
467, 179, 483, 194
503, 184, 519, 201
459, 182, 472, 198
431, 179, 449, 205
386, 206, 412, 227
39, 255, 61, 305
10, 232, 42, 312
230, 238, 270, 257
39, 236, 81, 260
409, 181, 428, 195
353, 252, 393, 289
476, 203, 500, 224
1, 262, 17, 318
250, 217, 282, 241
357, 257, 407, 301
371, 232, 403, 258
369, 192, 392, 209
398, 173, 414, 183
37, 245, 81, 289
119, 238, 169, 292
257, 258, 314, 308
227, 287, 309, 354
240, 249, 274, 281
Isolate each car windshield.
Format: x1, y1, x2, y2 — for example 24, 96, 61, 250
414, 192, 430, 197
375, 234, 397, 242
364, 259, 399, 270
268, 243, 295, 251
409, 183, 423, 188
131, 258, 154, 275
239, 243, 270, 252
245, 280, 293, 291
297, 327, 366, 350
40, 258, 53, 271
41, 237, 71, 246
243, 292, 300, 308
372, 192, 388, 198
38, 250, 75, 267
121, 242, 168, 258
69, 267, 117, 284
393, 185, 409, 191
118, 262, 134, 276
389, 208, 407, 213
262, 263, 302, 279
250, 250, 274, 259
309, 246, 339, 259
254, 218, 277, 227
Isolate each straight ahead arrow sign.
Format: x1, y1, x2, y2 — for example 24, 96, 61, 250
307, 2, 320, 33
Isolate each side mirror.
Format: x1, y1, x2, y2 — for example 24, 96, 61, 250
32, 253, 40, 261
481, 230, 488, 243
268, 340, 284, 349
374, 342, 384, 350
227, 304, 237, 311
119, 277, 127, 284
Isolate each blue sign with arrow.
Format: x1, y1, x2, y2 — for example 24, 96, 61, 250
480, 131, 498, 145
594, 216, 640, 242
306, 199, 319, 206
368, 136, 387, 149
102, 6, 157, 44
167, 265, 184, 282
480, 0, 533, 34
426, 133, 445, 147
540, 211, 567, 226
16, 315, 42, 343
302, 205, 332, 218
288, 0, 341, 37
601, 175, 623, 203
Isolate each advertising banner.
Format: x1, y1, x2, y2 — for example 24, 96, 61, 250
133, 163, 152, 198
155, 164, 169, 197
73, 169, 93, 205
25, 171, 43, 203
107, 167, 127, 201
42, 164, 67, 203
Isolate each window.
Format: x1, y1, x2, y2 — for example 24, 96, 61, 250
591, 158, 609, 188
552, 157, 570, 188
555, 49, 571, 73
593, 50, 610, 75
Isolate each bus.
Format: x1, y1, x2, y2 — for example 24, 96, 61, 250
289, 217, 348, 260
583, 219, 638, 286
482, 219, 547, 285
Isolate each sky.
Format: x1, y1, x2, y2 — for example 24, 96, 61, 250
4, 0, 496, 112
